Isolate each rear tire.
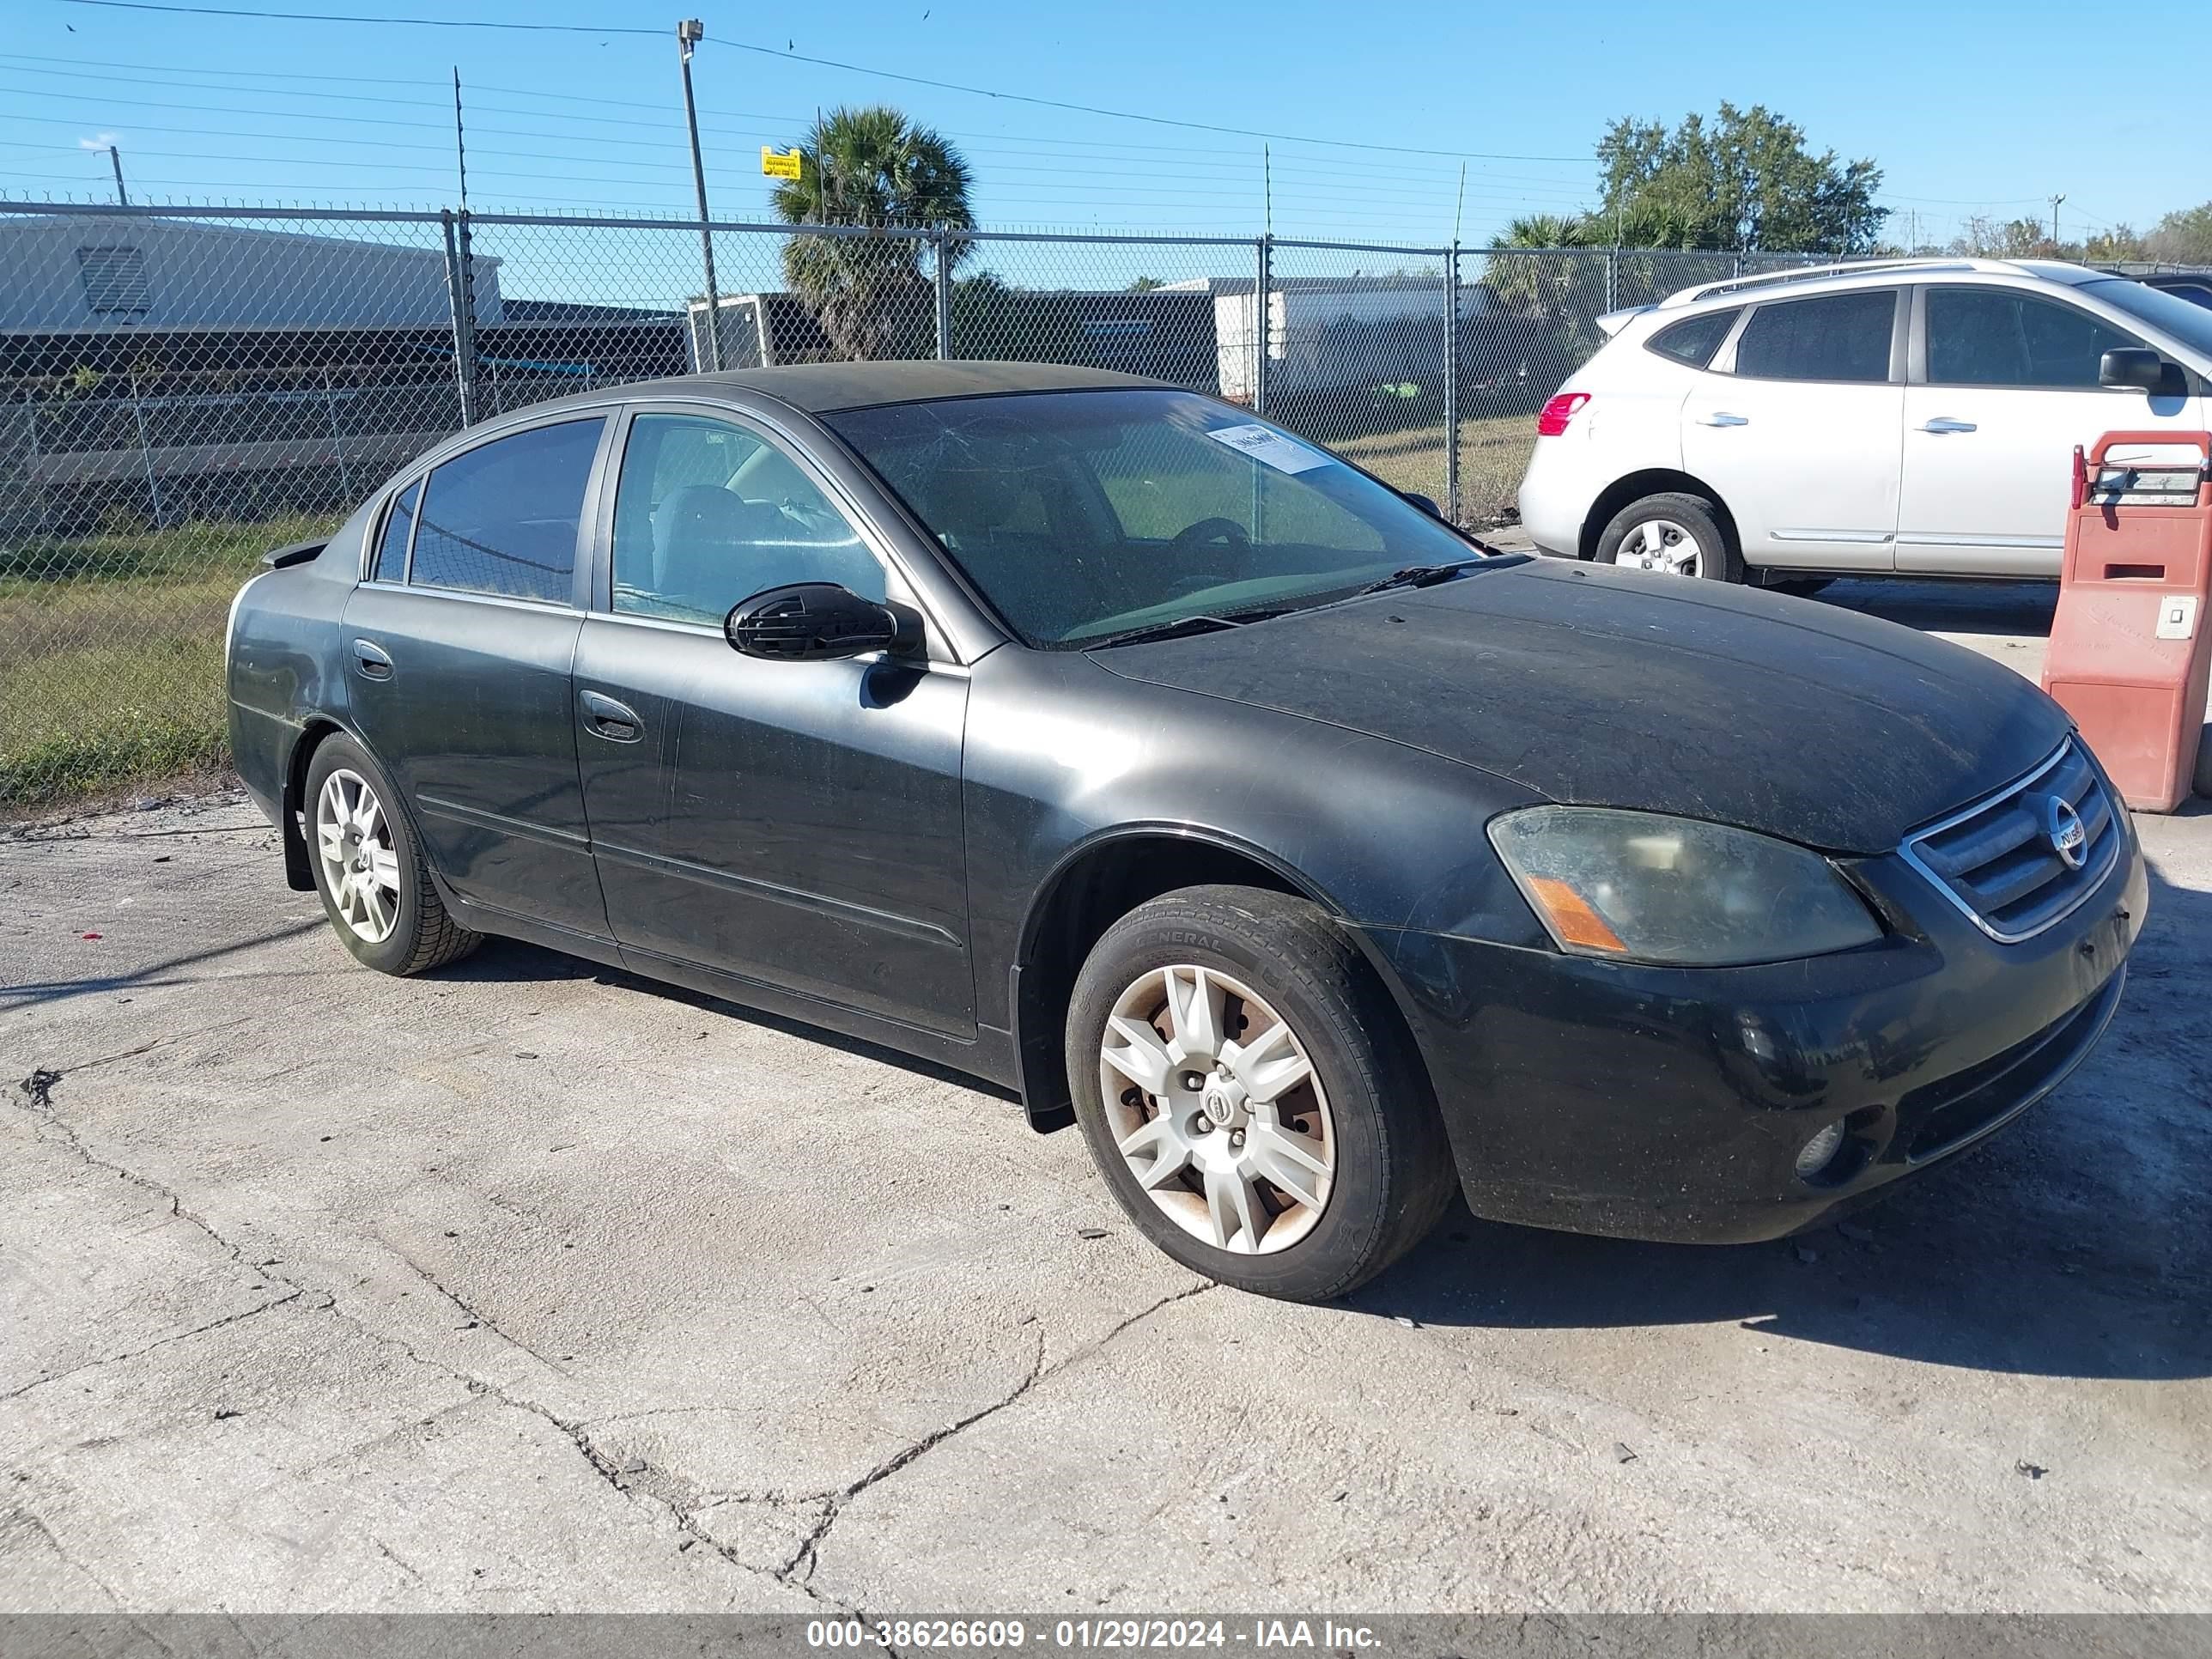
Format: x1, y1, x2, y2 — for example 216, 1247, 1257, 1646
303, 733, 480, 977
1066, 884, 1456, 1302
1595, 491, 1741, 583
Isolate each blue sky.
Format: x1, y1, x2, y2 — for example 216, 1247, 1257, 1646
3, 0, 2198, 257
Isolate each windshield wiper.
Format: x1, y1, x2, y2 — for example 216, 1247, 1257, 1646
1085, 610, 1285, 648
1354, 554, 1526, 595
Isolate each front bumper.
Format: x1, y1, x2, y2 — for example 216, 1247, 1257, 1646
1368, 828, 2148, 1243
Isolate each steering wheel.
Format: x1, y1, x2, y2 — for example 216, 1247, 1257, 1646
1170, 516, 1249, 550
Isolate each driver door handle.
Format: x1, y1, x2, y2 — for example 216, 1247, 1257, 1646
350, 638, 393, 681
1694, 411, 1749, 428
580, 689, 643, 744
1918, 416, 1978, 434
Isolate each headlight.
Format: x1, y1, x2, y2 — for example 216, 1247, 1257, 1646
1488, 805, 1881, 967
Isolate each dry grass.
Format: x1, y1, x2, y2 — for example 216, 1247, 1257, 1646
0, 514, 343, 807
1328, 411, 1535, 524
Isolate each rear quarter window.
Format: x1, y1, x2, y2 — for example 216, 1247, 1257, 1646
372, 480, 418, 582
1646, 307, 1741, 368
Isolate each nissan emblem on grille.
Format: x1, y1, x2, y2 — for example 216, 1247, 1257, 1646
1898, 741, 2118, 944
2040, 794, 2088, 871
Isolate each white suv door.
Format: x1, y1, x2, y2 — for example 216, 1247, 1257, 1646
1898, 284, 2204, 575
1680, 287, 1905, 573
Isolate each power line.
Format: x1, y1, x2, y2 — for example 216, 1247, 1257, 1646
53, 0, 1595, 164
57, 0, 662, 34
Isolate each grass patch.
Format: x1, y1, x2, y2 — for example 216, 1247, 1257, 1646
0, 512, 343, 808
1327, 411, 1535, 523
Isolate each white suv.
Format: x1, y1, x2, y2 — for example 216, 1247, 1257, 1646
1516, 258, 2212, 583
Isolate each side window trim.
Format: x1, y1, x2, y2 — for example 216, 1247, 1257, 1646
590, 399, 959, 665
1711, 286, 1905, 384
1911, 283, 2148, 392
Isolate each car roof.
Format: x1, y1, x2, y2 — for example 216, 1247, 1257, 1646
540, 360, 1173, 418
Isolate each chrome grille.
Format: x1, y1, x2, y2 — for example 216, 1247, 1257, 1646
1899, 742, 2121, 943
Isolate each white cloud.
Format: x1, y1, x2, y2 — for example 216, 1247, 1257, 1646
78, 132, 120, 152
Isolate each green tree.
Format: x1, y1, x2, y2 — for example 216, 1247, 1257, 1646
1595, 104, 1887, 254
2146, 202, 2212, 264
769, 105, 975, 361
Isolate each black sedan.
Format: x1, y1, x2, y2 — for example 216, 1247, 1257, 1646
227, 363, 2145, 1301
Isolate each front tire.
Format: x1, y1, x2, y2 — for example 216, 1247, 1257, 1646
304, 733, 480, 976
1595, 491, 1741, 582
1066, 885, 1455, 1302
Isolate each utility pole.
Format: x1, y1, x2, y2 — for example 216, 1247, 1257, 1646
677, 18, 724, 371
106, 144, 128, 206
2049, 193, 2065, 251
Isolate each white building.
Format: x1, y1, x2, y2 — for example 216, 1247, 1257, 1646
0, 212, 501, 332
1156, 275, 1489, 402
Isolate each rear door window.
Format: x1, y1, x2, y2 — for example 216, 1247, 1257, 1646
1926, 288, 2144, 388
410, 417, 605, 603
1731, 290, 1898, 383
1648, 307, 1741, 368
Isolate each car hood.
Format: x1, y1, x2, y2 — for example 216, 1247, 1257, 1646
1089, 560, 2070, 855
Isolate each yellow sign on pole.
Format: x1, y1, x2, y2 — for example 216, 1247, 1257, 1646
761, 147, 804, 180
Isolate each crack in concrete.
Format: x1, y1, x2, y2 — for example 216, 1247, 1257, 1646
1, 1291, 304, 1403
11, 1071, 1211, 1615
781, 1281, 1214, 1588
389, 1245, 571, 1375
9, 1077, 822, 1607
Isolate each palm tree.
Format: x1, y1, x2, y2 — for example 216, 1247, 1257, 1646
770, 106, 976, 362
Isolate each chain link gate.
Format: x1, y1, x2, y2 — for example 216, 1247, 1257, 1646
0, 198, 1814, 810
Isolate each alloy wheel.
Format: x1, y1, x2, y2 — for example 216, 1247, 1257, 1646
1618, 518, 1705, 577
314, 768, 402, 944
1097, 964, 1336, 1255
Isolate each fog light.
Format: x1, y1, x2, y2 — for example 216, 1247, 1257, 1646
1794, 1121, 1849, 1179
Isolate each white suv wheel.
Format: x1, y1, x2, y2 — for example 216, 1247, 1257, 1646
1618, 517, 1705, 577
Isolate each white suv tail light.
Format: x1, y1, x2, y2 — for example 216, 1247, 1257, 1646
1535, 392, 1589, 437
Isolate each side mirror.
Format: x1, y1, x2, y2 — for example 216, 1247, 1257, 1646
2100, 347, 2181, 395
1401, 491, 1444, 519
724, 582, 924, 663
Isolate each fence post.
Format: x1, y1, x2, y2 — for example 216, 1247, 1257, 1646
933, 230, 953, 361
440, 210, 481, 427
1252, 234, 1272, 417
1443, 243, 1461, 525
320, 368, 352, 496
128, 374, 167, 527
1605, 246, 1619, 313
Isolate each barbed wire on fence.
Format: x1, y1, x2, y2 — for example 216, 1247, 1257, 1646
0, 196, 1847, 807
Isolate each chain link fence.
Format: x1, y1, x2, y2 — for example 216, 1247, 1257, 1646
1, 198, 1820, 809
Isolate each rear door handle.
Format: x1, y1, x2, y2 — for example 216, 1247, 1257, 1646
1695, 411, 1749, 427
1918, 417, 1978, 434
580, 689, 643, 744
350, 638, 393, 681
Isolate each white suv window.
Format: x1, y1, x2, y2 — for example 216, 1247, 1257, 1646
1926, 288, 2143, 389
1730, 289, 1896, 383
1647, 307, 1741, 368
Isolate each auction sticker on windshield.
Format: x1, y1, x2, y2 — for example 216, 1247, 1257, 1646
1206, 422, 1332, 473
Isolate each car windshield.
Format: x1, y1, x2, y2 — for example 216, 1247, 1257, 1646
2081, 278, 2212, 359
823, 387, 1480, 647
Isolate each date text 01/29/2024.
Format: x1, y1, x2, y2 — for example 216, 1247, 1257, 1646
805, 1620, 1383, 1650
